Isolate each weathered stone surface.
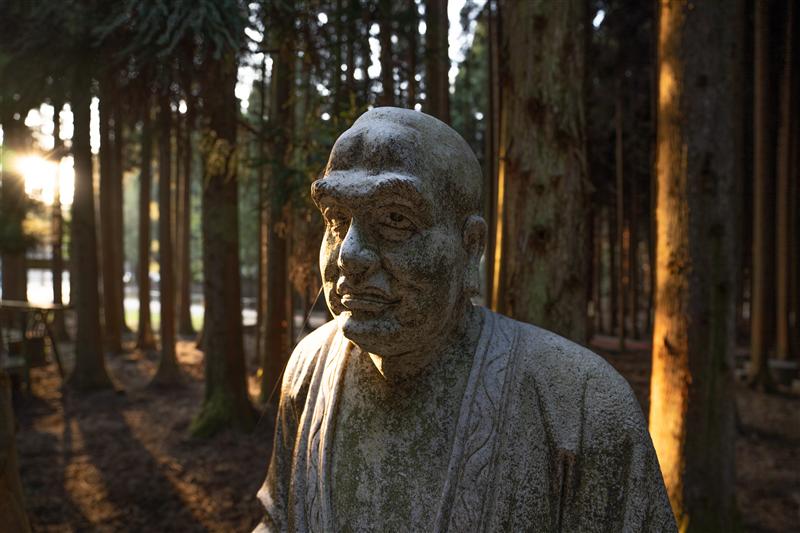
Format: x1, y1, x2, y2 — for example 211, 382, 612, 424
254, 107, 676, 532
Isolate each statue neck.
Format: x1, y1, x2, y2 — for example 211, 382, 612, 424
366, 303, 483, 384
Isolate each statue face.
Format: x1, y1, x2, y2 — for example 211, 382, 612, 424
312, 109, 486, 357
312, 167, 469, 356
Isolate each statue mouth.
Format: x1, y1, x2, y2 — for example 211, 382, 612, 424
339, 292, 400, 313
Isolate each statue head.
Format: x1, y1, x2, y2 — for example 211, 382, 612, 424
311, 107, 486, 357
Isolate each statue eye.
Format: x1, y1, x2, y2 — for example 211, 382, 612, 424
377, 209, 416, 241
381, 210, 413, 229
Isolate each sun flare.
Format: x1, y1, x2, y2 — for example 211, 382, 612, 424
15, 153, 74, 206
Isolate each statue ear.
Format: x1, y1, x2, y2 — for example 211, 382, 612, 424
462, 215, 487, 297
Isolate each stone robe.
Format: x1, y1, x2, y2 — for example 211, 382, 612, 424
255, 308, 676, 532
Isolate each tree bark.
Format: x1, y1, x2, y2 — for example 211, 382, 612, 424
99, 79, 122, 353
192, 50, 254, 436
648, 0, 743, 529
749, 0, 776, 389
136, 101, 156, 351
615, 89, 626, 351
0, 372, 31, 533
112, 99, 128, 334
0, 114, 28, 302
259, 1, 295, 407
424, 0, 450, 123
775, 0, 795, 361
152, 91, 180, 385
51, 101, 68, 340
67, 66, 113, 391
378, 0, 395, 106
496, 0, 588, 343
407, 2, 419, 108
177, 96, 195, 336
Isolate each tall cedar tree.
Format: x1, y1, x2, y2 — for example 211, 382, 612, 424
192, 48, 254, 436
775, 0, 795, 361
749, 0, 776, 389
494, 0, 588, 343
378, 0, 396, 106
67, 61, 114, 391
258, 0, 295, 407
425, 0, 450, 122
99, 77, 123, 353
112, 96, 128, 334
0, 372, 31, 532
51, 100, 69, 339
152, 91, 180, 385
177, 76, 196, 336
0, 115, 28, 301
136, 100, 156, 350
648, 0, 743, 529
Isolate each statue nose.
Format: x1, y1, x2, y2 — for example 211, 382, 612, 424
337, 221, 378, 275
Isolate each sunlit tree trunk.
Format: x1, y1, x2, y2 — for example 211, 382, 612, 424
152, 90, 180, 385
259, 0, 295, 407
99, 79, 122, 353
67, 66, 113, 391
648, 0, 743, 529
496, 0, 588, 343
749, 0, 776, 389
424, 0, 450, 123
192, 50, 254, 436
136, 101, 156, 351
0, 113, 28, 302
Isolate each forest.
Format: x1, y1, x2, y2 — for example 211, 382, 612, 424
0, 0, 797, 531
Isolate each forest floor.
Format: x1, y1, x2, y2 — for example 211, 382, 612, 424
10, 333, 800, 532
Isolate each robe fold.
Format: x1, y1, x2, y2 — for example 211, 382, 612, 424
255, 308, 676, 532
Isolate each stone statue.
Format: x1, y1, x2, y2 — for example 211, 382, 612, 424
254, 107, 676, 532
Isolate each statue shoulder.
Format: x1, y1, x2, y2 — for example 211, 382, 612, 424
490, 311, 646, 435
281, 320, 339, 401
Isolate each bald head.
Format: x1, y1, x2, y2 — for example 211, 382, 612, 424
319, 107, 483, 221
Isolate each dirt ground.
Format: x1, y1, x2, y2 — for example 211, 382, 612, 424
10, 334, 800, 532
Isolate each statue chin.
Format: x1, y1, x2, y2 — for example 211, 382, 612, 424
337, 312, 409, 357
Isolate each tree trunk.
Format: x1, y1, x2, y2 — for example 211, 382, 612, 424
177, 97, 195, 336
51, 101, 68, 339
0, 372, 31, 533
648, 0, 743, 529
152, 91, 180, 385
485, 0, 500, 306
136, 101, 156, 351
67, 67, 113, 391
378, 0, 395, 106
259, 1, 295, 407
775, 0, 795, 361
112, 100, 129, 334
407, 3, 419, 108
496, 0, 588, 343
749, 0, 776, 389
0, 114, 28, 302
615, 90, 626, 351
191, 50, 254, 436
630, 170, 640, 339
609, 199, 619, 334
424, 0, 450, 123
99, 80, 122, 353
